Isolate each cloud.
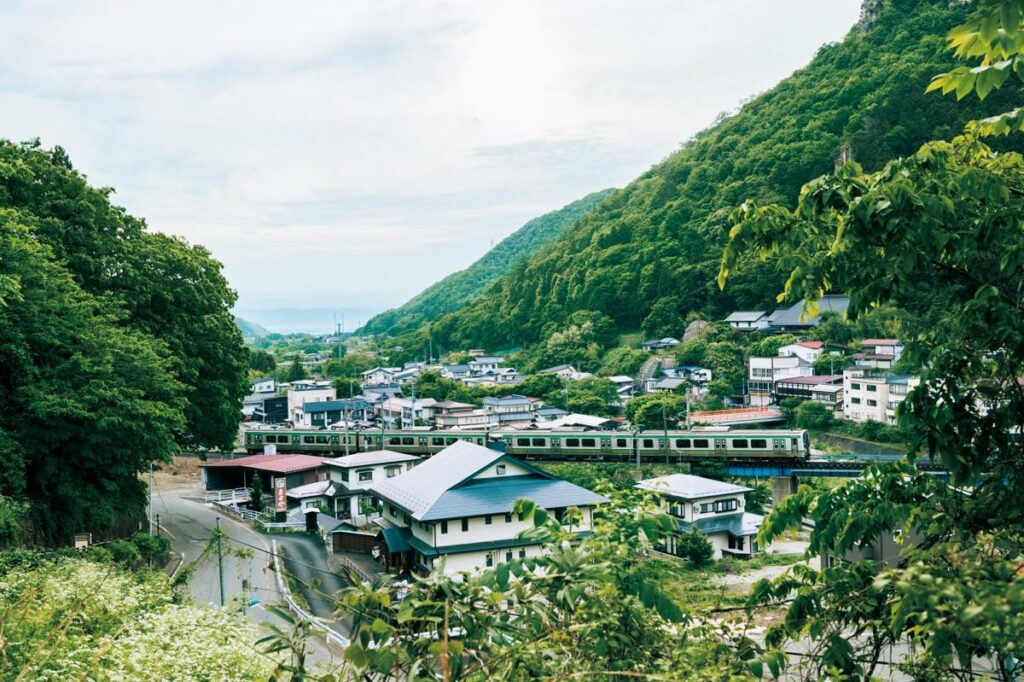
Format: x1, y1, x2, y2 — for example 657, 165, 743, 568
0, 0, 861, 314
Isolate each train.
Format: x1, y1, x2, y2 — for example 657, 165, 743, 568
243, 427, 811, 462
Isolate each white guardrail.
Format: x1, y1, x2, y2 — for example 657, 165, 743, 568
204, 488, 251, 504
271, 539, 350, 648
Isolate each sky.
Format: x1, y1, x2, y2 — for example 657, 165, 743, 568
0, 0, 862, 332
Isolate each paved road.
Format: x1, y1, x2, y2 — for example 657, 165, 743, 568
150, 482, 346, 669
275, 532, 351, 628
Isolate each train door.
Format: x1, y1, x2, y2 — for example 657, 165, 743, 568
550, 437, 561, 453
714, 438, 728, 456
599, 436, 612, 458
772, 438, 788, 456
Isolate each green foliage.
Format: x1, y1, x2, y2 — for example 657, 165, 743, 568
748, 334, 798, 358
430, 0, 1020, 351
675, 527, 715, 566
597, 346, 648, 376
642, 296, 684, 338
247, 348, 276, 374
625, 392, 688, 431
409, 370, 482, 405
0, 495, 28, 549
249, 472, 264, 511
283, 354, 307, 382
794, 401, 834, 430
324, 350, 376, 380
360, 189, 614, 336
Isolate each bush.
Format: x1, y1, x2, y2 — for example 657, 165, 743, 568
676, 528, 715, 566
107, 539, 143, 567
130, 532, 171, 563
795, 401, 834, 430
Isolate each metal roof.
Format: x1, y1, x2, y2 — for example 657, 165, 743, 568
201, 454, 327, 474
303, 399, 370, 413
483, 395, 531, 406
420, 477, 608, 521
680, 512, 764, 538
725, 311, 766, 322
859, 338, 901, 346
636, 474, 750, 500
286, 480, 338, 499
326, 450, 421, 468
768, 296, 850, 328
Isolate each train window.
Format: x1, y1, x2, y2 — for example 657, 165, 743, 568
446, 437, 457, 444
581, 438, 596, 448
517, 438, 531, 446
566, 438, 580, 447
642, 439, 654, 448
388, 437, 401, 445
532, 438, 546, 447
616, 438, 628, 448
432, 437, 445, 446
693, 439, 709, 448
476, 438, 483, 445
302, 436, 315, 444
751, 439, 767, 448
402, 437, 414, 445
315, 435, 328, 444
675, 439, 691, 448
732, 439, 749, 448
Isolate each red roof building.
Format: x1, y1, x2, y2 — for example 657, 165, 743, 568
201, 454, 329, 491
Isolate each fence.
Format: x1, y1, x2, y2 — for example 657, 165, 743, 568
212, 501, 259, 521
271, 540, 350, 648
204, 488, 251, 504
334, 553, 377, 584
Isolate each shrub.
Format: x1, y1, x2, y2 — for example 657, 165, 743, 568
676, 527, 715, 566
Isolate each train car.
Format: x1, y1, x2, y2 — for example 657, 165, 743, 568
243, 428, 490, 455
498, 429, 810, 462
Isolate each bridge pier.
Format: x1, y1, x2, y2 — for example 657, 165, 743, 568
771, 475, 799, 506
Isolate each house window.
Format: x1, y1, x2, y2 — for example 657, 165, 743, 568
386, 466, 400, 478
851, 383, 861, 390
505, 551, 513, 563
485, 515, 492, 525
851, 397, 862, 404
486, 554, 493, 567
518, 549, 526, 559
404, 514, 411, 524
867, 385, 877, 392
441, 521, 448, 534
358, 470, 372, 482
340, 469, 349, 482
504, 513, 512, 523
496, 464, 506, 475
461, 518, 469, 532
713, 499, 739, 513
867, 399, 878, 407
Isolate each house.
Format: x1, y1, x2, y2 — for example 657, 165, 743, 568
747, 356, 814, 406
766, 295, 850, 331
299, 398, 371, 428
441, 364, 472, 380
852, 339, 904, 369
640, 337, 680, 351
607, 375, 636, 400
467, 349, 487, 358
774, 375, 844, 410
243, 391, 276, 419
251, 377, 276, 394
367, 441, 608, 575
651, 377, 689, 393
538, 364, 591, 381
362, 367, 400, 387
320, 450, 422, 523
636, 474, 767, 559
469, 356, 504, 374
725, 311, 769, 331
675, 366, 713, 385
535, 406, 570, 422
842, 368, 919, 425
483, 395, 539, 415
433, 401, 475, 417
377, 397, 437, 427
252, 395, 288, 424
287, 385, 337, 424
201, 454, 329, 493
778, 341, 825, 363
435, 409, 499, 429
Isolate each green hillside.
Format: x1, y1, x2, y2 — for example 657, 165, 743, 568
428, 0, 1023, 351
359, 189, 615, 336
234, 315, 271, 339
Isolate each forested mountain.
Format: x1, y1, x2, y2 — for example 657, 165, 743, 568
0, 140, 248, 542
359, 189, 614, 336
427, 0, 1023, 351
234, 315, 271, 339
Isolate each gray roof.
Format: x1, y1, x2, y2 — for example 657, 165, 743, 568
370, 440, 606, 521
286, 480, 338, 499
483, 395, 531, 406
420, 476, 608, 521
498, 412, 536, 421
654, 377, 689, 390
636, 474, 750, 501
725, 311, 766, 322
536, 407, 569, 416
768, 295, 850, 328
681, 512, 764, 538
538, 364, 574, 373
327, 450, 421, 468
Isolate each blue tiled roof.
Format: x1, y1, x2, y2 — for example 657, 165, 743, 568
380, 527, 411, 553
420, 476, 608, 521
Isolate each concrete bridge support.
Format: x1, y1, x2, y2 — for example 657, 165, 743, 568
771, 475, 799, 506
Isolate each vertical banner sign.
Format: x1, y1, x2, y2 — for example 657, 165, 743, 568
275, 477, 287, 512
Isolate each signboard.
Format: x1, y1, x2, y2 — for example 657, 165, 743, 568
73, 533, 92, 550
264, 443, 277, 455
274, 477, 287, 512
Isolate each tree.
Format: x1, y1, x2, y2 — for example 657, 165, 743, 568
625, 393, 687, 431
248, 472, 263, 511
748, 334, 798, 358
794, 401, 834, 431
642, 297, 683, 338
248, 349, 276, 374
702, 342, 745, 389
566, 377, 619, 416
674, 527, 714, 566
597, 346, 648, 377
284, 355, 306, 383
720, 135, 1024, 677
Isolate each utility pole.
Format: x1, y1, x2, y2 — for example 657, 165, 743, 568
148, 462, 154, 535
215, 517, 225, 607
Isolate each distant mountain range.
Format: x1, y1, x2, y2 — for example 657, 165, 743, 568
357, 189, 616, 336
234, 316, 272, 339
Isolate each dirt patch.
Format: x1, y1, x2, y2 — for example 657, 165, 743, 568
158, 456, 202, 480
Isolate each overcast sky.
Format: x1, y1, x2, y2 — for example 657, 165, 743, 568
0, 0, 861, 327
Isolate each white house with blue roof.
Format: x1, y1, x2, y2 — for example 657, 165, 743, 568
636, 474, 767, 559
369, 440, 608, 575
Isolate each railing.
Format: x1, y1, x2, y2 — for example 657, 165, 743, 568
212, 501, 259, 521
335, 553, 378, 584
271, 540, 350, 648
204, 488, 251, 504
